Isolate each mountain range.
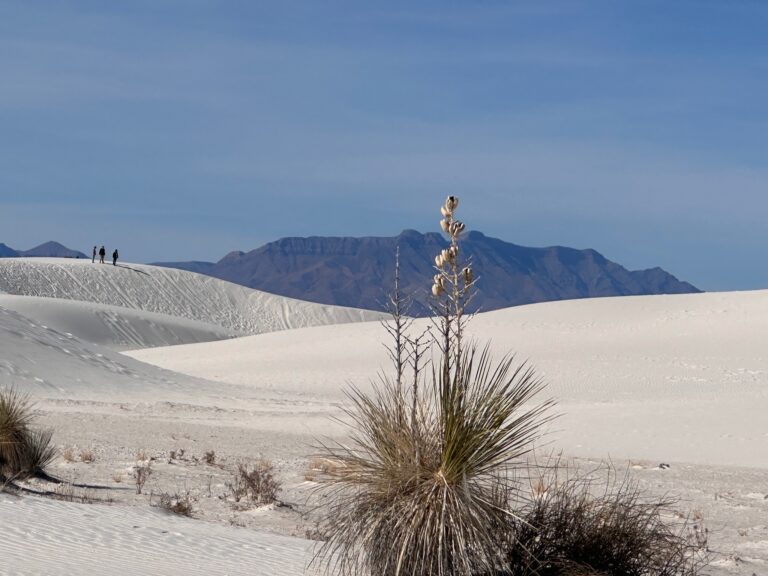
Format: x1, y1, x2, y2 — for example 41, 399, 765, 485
155, 230, 700, 315
0, 241, 87, 259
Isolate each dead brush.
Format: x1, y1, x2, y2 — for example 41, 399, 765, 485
503, 463, 709, 576
79, 449, 95, 463
156, 491, 194, 517
226, 461, 280, 505
133, 461, 152, 495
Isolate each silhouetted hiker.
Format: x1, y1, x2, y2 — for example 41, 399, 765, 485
112, 249, 118, 266
92, 246, 97, 263
99, 246, 105, 264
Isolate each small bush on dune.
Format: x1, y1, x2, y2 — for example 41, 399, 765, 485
157, 491, 194, 517
0, 388, 56, 481
502, 464, 707, 576
227, 461, 281, 505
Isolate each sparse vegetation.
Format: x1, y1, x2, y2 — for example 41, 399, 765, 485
204, 450, 216, 466
226, 461, 280, 505
502, 463, 708, 576
62, 447, 75, 463
157, 491, 194, 517
133, 461, 152, 495
79, 448, 95, 463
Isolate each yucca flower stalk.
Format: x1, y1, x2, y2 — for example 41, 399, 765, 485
433, 196, 475, 391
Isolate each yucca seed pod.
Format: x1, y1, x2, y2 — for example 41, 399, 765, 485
432, 283, 444, 296
463, 267, 474, 284
440, 206, 451, 218
450, 221, 466, 236
445, 196, 459, 212
435, 254, 445, 268
449, 245, 459, 258
440, 218, 450, 233
441, 248, 454, 264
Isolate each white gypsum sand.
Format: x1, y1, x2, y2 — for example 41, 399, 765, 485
0, 258, 384, 335
0, 294, 235, 350
129, 289, 768, 469
2, 268, 767, 575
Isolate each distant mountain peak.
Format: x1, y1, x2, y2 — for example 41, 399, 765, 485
154, 231, 700, 316
0, 241, 87, 259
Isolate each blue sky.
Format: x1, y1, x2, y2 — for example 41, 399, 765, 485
1, 1, 766, 290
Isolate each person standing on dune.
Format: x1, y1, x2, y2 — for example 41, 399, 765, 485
92, 246, 97, 263
99, 245, 106, 264
112, 249, 118, 266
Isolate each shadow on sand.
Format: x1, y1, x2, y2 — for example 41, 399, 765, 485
114, 264, 150, 276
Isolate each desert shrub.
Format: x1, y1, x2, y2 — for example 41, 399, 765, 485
501, 465, 707, 576
62, 447, 75, 462
204, 450, 216, 466
133, 461, 152, 494
79, 448, 95, 463
227, 461, 280, 504
157, 491, 194, 517
0, 388, 56, 481
314, 197, 553, 576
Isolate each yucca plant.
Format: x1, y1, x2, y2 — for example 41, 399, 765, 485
16, 428, 57, 479
0, 388, 57, 482
314, 197, 553, 576
0, 388, 33, 478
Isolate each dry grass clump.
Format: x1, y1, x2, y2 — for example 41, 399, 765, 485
157, 491, 194, 517
502, 465, 708, 576
0, 388, 57, 482
227, 461, 281, 505
79, 448, 96, 463
62, 447, 75, 462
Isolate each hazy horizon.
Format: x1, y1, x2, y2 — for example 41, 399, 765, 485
2, 1, 767, 291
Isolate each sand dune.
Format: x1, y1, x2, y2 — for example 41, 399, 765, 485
0, 304, 238, 400
128, 290, 768, 468
0, 258, 384, 336
0, 295, 235, 350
